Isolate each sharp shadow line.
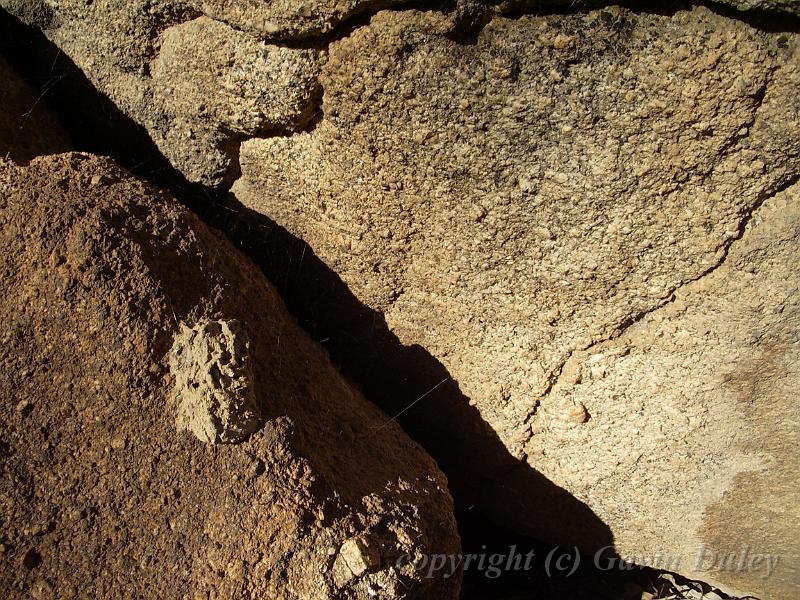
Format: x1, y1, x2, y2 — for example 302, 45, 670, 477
0, 5, 615, 556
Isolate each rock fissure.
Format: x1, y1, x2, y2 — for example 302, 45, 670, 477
525, 169, 800, 442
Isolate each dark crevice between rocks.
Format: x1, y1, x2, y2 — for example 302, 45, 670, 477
0, 8, 771, 600
196, 0, 800, 50
496, 0, 800, 29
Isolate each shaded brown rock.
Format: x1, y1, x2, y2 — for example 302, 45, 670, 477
0, 153, 461, 599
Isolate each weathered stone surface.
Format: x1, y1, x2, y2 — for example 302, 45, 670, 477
533, 180, 800, 599
0, 1, 322, 187
150, 16, 321, 136
0, 153, 460, 599
0, 55, 70, 162
185, 0, 409, 39
4, 0, 800, 596
3, 0, 798, 180
169, 319, 262, 444
232, 6, 800, 595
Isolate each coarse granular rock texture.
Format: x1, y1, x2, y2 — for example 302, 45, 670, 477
4, 0, 796, 188
0, 55, 70, 163
0, 1, 323, 187
150, 16, 322, 137
183, 0, 410, 39
231, 5, 800, 591
4, 0, 800, 596
543, 180, 799, 600
169, 319, 262, 444
0, 153, 461, 599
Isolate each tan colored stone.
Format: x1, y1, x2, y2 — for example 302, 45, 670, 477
232, 7, 800, 597
151, 16, 321, 136
332, 537, 381, 586
3, 1, 799, 596
169, 319, 262, 444
532, 181, 800, 599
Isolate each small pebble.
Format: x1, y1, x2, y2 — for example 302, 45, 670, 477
553, 34, 574, 50
569, 402, 589, 423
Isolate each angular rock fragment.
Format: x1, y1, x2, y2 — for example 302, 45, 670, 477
333, 536, 381, 586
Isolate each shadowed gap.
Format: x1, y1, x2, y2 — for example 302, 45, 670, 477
5, 7, 744, 598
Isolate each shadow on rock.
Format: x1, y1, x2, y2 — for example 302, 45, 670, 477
0, 3, 615, 557
219, 191, 615, 554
